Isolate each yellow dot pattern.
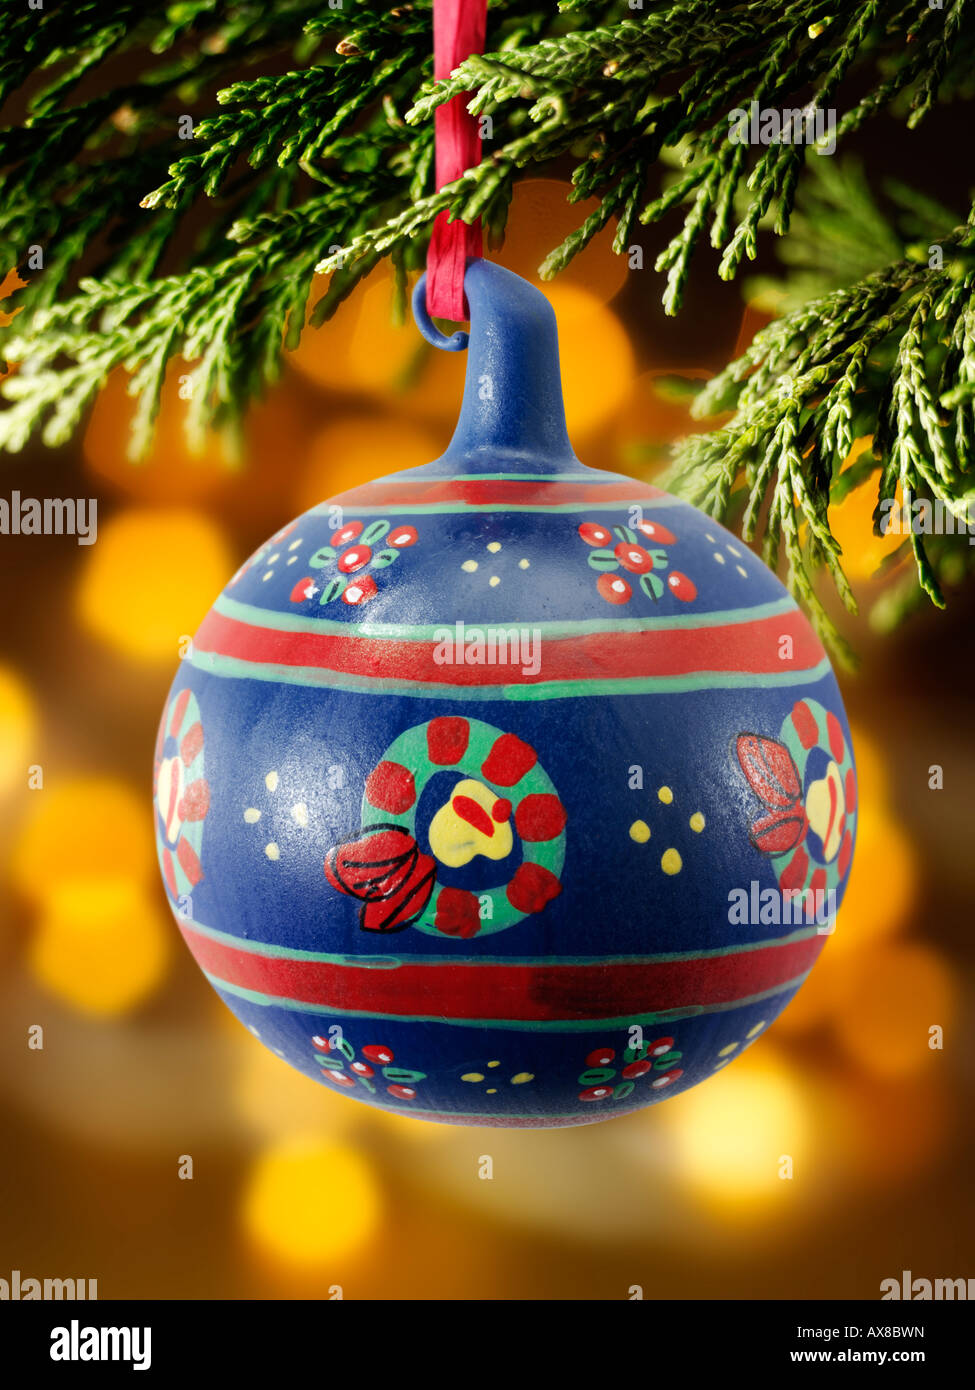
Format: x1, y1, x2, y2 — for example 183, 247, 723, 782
661, 847, 682, 875
631, 784, 706, 873
460, 1062, 530, 1090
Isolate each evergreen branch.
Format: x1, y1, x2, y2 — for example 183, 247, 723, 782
664, 194, 975, 658
0, 0, 973, 652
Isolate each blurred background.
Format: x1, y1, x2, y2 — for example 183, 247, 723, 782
1, 175, 973, 1301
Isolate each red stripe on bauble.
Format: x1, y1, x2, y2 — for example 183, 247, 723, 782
178, 927, 828, 1022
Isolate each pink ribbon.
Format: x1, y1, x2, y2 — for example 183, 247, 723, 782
425, 0, 487, 322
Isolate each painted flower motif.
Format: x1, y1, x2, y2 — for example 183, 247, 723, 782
597, 573, 632, 605
326, 719, 565, 940
576, 519, 696, 606
735, 734, 807, 855
577, 1036, 683, 1102
736, 699, 857, 899
634, 519, 676, 545
578, 522, 613, 547
615, 541, 654, 573
310, 1033, 425, 1101
290, 518, 418, 608
325, 823, 437, 933
337, 544, 372, 574
154, 688, 210, 903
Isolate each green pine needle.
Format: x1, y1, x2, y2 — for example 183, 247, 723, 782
1, 0, 974, 649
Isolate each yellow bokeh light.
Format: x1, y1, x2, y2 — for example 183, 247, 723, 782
28, 875, 171, 1016
13, 776, 154, 900
662, 1049, 812, 1213
290, 267, 420, 397
242, 1138, 381, 1266
292, 414, 442, 513
294, 268, 636, 439
84, 364, 327, 524
832, 941, 956, 1078
83, 365, 236, 503
846, 719, 889, 807
830, 443, 904, 582
291, 197, 631, 417
0, 664, 37, 798
546, 284, 635, 442
831, 803, 917, 954
76, 508, 231, 664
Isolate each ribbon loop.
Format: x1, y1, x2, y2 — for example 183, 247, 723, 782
425, 0, 487, 323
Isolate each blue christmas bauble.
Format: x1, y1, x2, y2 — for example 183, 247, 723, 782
154, 263, 856, 1126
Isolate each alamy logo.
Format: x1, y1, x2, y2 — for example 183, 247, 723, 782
433, 620, 541, 677
0, 1269, 96, 1300
881, 1271, 974, 1300
728, 100, 836, 155
50, 1320, 151, 1372
878, 490, 975, 544
728, 880, 836, 931
0, 491, 97, 545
